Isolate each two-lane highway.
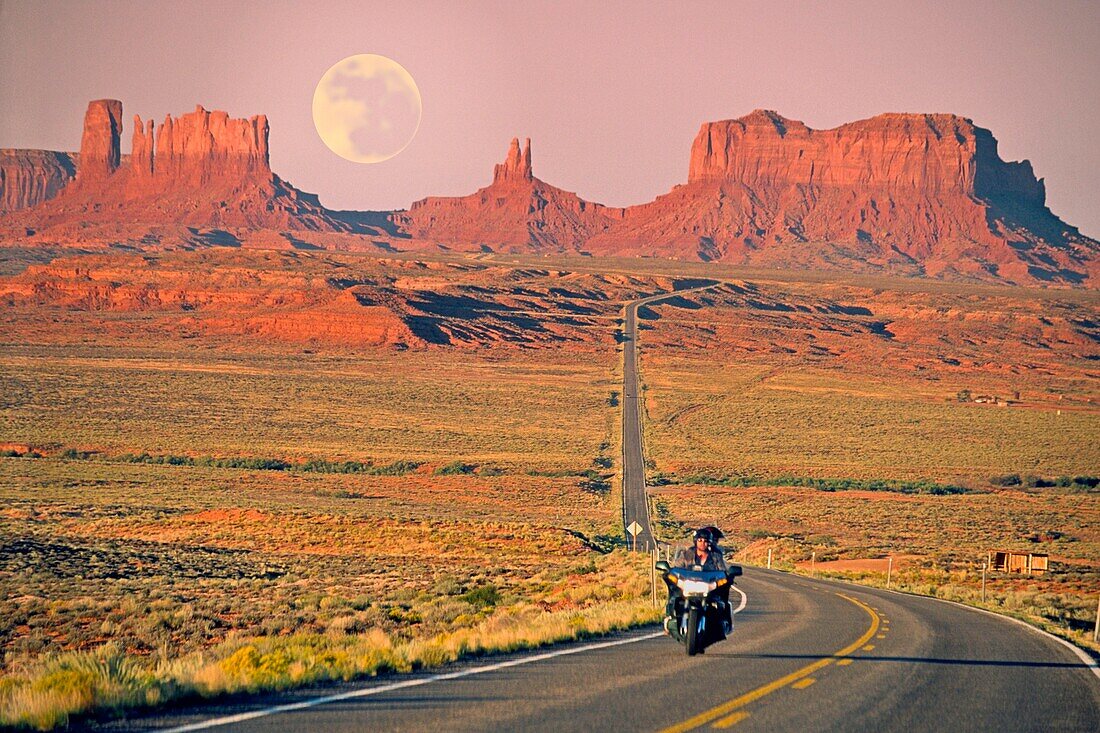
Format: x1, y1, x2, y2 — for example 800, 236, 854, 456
110, 282, 1100, 733
620, 284, 717, 551
125, 570, 1099, 732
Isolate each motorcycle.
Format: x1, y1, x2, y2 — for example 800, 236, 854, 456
656, 560, 743, 656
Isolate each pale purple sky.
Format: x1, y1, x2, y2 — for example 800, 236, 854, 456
2, 1, 1097, 236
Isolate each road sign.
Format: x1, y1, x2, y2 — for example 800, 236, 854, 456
626, 521, 642, 537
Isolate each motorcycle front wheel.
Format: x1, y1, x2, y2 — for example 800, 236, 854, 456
685, 606, 701, 656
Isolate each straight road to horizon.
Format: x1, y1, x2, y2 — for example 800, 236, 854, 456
620, 283, 718, 551
122, 569, 1100, 732
114, 283, 1099, 732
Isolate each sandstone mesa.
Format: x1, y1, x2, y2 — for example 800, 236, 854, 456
1, 99, 1096, 285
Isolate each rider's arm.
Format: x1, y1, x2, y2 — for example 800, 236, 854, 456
714, 549, 729, 572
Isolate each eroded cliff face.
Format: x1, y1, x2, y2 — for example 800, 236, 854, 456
584, 110, 1096, 283
76, 100, 122, 183
396, 137, 624, 251
128, 106, 271, 190
0, 150, 76, 213
9, 100, 353, 234
2, 102, 1095, 285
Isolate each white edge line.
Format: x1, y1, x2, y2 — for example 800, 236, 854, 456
732, 585, 748, 614
162, 589, 752, 732
763, 567, 1100, 683
939, 595, 1100, 682
161, 631, 663, 732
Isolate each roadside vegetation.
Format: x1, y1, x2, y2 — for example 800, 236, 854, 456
657, 481, 1100, 654
0, 541, 658, 730
0, 342, 633, 729
2, 255, 1095, 727
637, 276, 1098, 655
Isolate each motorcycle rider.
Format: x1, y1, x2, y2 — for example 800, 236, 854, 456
674, 526, 728, 572
663, 527, 731, 635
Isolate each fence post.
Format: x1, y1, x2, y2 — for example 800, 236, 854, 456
651, 549, 657, 608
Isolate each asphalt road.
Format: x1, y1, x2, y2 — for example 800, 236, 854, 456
620, 285, 717, 551
106, 282, 1098, 732
122, 569, 1099, 732
620, 291, 657, 551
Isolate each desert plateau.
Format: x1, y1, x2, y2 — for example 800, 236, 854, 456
1, 3, 1098, 730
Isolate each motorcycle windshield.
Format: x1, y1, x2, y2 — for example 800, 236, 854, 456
667, 568, 727, 582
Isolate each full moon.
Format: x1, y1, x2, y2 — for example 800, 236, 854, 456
312, 54, 422, 164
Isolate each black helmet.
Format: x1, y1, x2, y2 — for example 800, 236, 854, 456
693, 526, 724, 543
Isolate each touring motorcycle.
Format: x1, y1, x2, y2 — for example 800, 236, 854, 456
656, 560, 742, 655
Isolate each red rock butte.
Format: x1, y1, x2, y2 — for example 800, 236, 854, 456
1, 100, 1097, 285
3, 100, 353, 232
396, 136, 624, 251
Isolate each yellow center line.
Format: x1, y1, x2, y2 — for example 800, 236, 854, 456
791, 677, 817, 689
658, 593, 880, 733
711, 712, 750, 729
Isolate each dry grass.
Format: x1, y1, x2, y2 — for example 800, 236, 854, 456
0, 551, 659, 730
1, 249, 1097, 727
0, 346, 617, 471
643, 359, 1099, 481
0, 332, 633, 728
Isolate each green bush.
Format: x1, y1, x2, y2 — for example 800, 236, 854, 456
678, 474, 969, 495
434, 461, 477, 476
459, 584, 501, 609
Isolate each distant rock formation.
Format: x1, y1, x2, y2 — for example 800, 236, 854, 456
2, 101, 1095, 285
394, 113, 1095, 283
396, 137, 624, 251
6, 100, 362, 234
493, 136, 533, 184
0, 150, 76, 213
76, 99, 122, 183
586, 110, 1096, 283
129, 106, 271, 190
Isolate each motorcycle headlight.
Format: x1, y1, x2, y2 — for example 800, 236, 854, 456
679, 579, 716, 594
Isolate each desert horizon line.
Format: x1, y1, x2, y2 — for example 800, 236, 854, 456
2, 99, 1051, 213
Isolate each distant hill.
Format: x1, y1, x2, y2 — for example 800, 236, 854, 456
2, 101, 1096, 285
1, 100, 373, 236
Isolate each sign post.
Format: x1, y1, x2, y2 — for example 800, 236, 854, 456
627, 521, 642, 553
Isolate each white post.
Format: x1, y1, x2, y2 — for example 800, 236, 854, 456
1093, 595, 1099, 643
981, 562, 987, 603
811, 551, 816, 577
651, 549, 657, 607
887, 556, 893, 588
767, 548, 772, 570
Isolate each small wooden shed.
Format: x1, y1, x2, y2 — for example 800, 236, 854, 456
988, 550, 1049, 575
